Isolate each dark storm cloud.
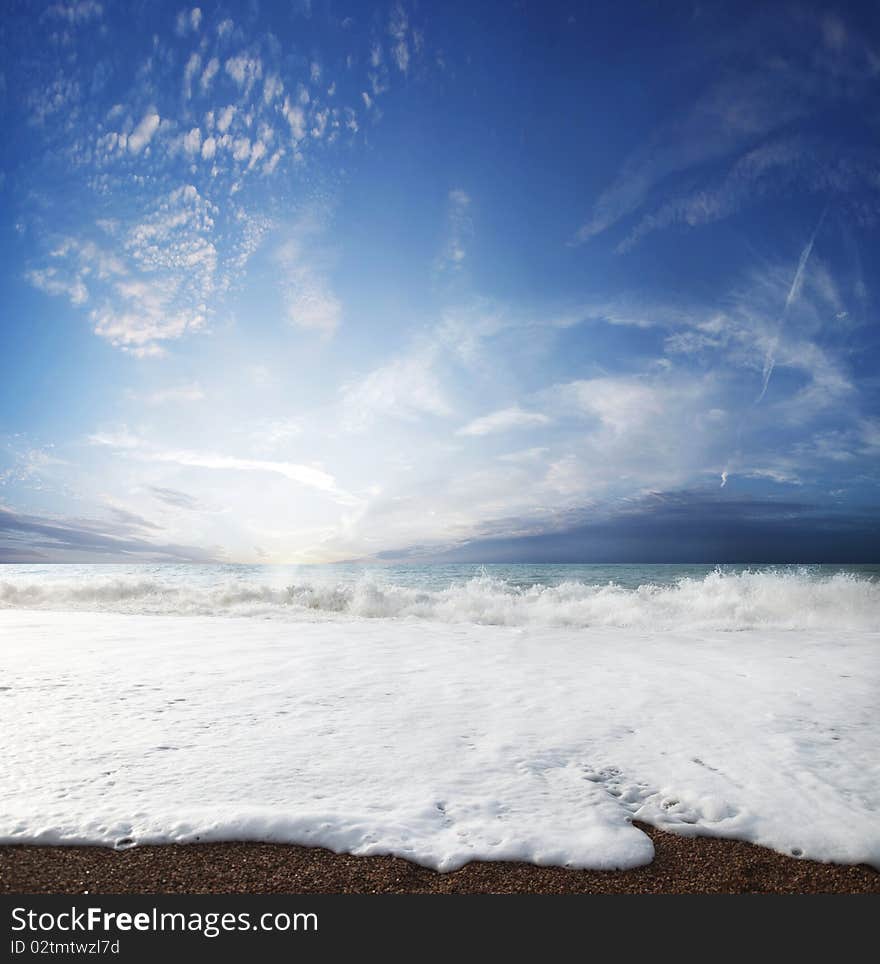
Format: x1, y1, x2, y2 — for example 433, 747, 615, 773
146, 486, 203, 510
0, 507, 220, 563
377, 490, 880, 564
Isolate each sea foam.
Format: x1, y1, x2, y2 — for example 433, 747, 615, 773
1, 609, 878, 870
1, 567, 879, 631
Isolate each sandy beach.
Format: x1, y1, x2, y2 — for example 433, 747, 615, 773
2, 823, 878, 895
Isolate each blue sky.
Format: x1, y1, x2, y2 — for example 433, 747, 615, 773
1, 0, 879, 563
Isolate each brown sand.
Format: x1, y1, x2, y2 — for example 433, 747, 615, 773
1, 823, 877, 894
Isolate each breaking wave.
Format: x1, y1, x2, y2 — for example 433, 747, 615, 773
1, 568, 879, 631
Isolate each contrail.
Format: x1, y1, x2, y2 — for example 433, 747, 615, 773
756, 205, 828, 403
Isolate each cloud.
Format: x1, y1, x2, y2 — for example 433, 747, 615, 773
545, 376, 671, 435
89, 432, 356, 505
183, 53, 201, 100
26, 267, 88, 305
225, 54, 262, 93
87, 428, 142, 450
263, 73, 283, 105
148, 450, 356, 503
580, 250, 854, 421
341, 353, 453, 431
146, 485, 202, 510
250, 417, 303, 450
437, 188, 472, 271
44, 2, 103, 24
182, 127, 202, 155
216, 104, 235, 132
0, 445, 67, 489
0, 505, 218, 563
70, 184, 219, 354
127, 110, 160, 154
572, 9, 880, 246
105, 504, 162, 530
457, 407, 550, 436
276, 231, 342, 335
281, 96, 307, 140
757, 208, 827, 402
376, 489, 880, 564
135, 383, 206, 405
200, 57, 220, 93
175, 7, 202, 37
388, 3, 410, 73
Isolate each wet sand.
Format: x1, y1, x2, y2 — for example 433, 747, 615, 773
2, 823, 877, 894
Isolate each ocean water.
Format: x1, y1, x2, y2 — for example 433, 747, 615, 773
1, 562, 879, 629
1, 563, 879, 870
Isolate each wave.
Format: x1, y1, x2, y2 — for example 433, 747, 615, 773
1, 568, 879, 630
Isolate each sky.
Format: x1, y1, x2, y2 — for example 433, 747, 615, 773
1, 0, 879, 564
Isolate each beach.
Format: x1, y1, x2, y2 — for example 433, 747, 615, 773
2, 565, 879, 887
3, 825, 878, 894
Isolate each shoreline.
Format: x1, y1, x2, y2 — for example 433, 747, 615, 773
2, 823, 878, 895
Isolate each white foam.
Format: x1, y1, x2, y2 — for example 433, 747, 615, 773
1, 568, 878, 631
1, 609, 878, 870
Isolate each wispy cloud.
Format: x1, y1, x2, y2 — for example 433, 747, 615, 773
341, 351, 453, 431
572, 8, 880, 248
457, 407, 550, 436
757, 207, 827, 402
437, 188, 472, 272
275, 228, 342, 336
89, 431, 358, 505
132, 383, 206, 405
17, 5, 428, 358
0, 505, 217, 563
146, 485, 203, 510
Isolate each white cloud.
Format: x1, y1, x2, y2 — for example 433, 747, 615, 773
153, 450, 343, 497
26, 239, 127, 308
88, 428, 142, 450
388, 3, 410, 73
175, 7, 201, 36
90, 432, 355, 504
546, 377, 668, 435
438, 188, 472, 271
216, 105, 235, 133
247, 140, 267, 169
263, 148, 284, 174
135, 383, 206, 405
573, 11, 879, 247
341, 353, 452, 431
263, 73, 283, 104
275, 235, 341, 335
225, 54, 262, 93
251, 417, 304, 451
127, 111, 160, 154
183, 52, 201, 100
45, 1, 103, 23
200, 57, 220, 93
232, 136, 251, 162
281, 97, 306, 140
182, 126, 202, 155
26, 267, 88, 305
90, 301, 206, 354
457, 407, 550, 436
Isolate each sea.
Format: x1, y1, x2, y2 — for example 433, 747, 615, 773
1, 562, 878, 870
